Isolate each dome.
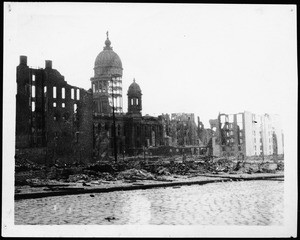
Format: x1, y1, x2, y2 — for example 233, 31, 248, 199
94, 33, 123, 76
128, 79, 142, 95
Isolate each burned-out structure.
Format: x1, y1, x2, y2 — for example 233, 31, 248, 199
15, 33, 218, 165
209, 113, 244, 159
15, 34, 164, 165
210, 112, 284, 159
159, 113, 210, 155
160, 113, 199, 147
90, 33, 164, 158
15, 56, 93, 165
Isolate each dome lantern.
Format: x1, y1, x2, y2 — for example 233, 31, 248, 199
104, 31, 112, 50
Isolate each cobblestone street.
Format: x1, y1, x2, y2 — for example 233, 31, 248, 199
15, 180, 284, 225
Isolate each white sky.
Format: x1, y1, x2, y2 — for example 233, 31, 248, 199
4, 3, 297, 129
2, 3, 298, 237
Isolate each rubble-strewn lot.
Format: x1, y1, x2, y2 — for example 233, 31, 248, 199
15, 154, 284, 190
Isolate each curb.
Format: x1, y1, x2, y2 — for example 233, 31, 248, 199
15, 174, 284, 200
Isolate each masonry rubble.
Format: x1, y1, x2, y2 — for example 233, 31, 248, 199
15, 152, 283, 187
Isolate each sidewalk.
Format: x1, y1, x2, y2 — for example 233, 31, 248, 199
15, 172, 284, 200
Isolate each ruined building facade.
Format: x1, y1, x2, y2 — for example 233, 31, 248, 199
209, 111, 284, 158
16, 56, 93, 164
159, 113, 201, 147
16, 34, 215, 164
91, 35, 164, 158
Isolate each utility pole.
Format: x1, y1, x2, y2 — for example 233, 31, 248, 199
111, 75, 118, 163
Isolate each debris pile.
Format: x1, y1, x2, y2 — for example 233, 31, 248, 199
15, 154, 44, 172
117, 169, 155, 180
211, 158, 234, 173
85, 162, 117, 173
277, 161, 284, 171
67, 174, 90, 182
15, 153, 284, 186
156, 166, 171, 175
260, 162, 278, 173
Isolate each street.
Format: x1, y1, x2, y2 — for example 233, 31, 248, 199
15, 180, 284, 225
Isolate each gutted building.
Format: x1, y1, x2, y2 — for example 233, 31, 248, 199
160, 113, 200, 147
210, 111, 284, 159
16, 56, 93, 165
91, 34, 164, 159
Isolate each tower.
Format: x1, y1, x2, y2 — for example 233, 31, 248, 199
127, 78, 142, 116
90, 32, 123, 115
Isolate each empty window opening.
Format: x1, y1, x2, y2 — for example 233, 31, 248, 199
131, 99, 133, 105
44, 86, 47, 95
31, 85, 36, 98
32, 74, 35, 82
74, 103, 77, 113
76, 89, 80, 100
53, 86, 57, 98
137, 98, 139, 105
31, 101, 35, 112
62, 103, 65, 108
62, 88, 65, 99
53, 102, 56, 107
71, 89, 74, 99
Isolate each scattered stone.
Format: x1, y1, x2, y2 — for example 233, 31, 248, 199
117, 169, 155, 180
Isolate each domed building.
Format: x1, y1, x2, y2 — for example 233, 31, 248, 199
92, 33, 164, 158
91, 32, 123, 115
